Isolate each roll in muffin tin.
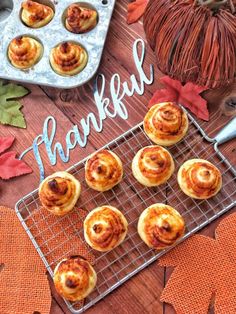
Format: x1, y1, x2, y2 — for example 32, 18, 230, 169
0, 0, 115, 88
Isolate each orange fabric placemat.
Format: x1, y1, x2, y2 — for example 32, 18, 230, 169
0, 206, 51, 314
159, 212, 236, 314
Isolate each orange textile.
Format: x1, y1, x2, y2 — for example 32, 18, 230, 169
159, 212, 236, 314
26, 206, 95, 267
0, 206, 51, 314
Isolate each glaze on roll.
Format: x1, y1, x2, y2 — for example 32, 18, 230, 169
85, 150, 123, 192
8, 36, 43, 69
177, 159, 222, 199
84, 206, 128, 252
50, 41, 88, 76
21, 0, 54, 28
144, 102, 189, 146
65, 4, 98, 33
53, 256, 97, 301
132, 145, 175, 186
138, 203, 185, 249
39, 171, 81, 216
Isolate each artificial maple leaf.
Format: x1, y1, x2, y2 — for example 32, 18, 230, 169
0, 136, 32, 180
0, 151, 32, 180
0, 81, 29, 128
0, 206, 51, 314
159, 213, 236, 313
127, 0, 149, 24
149, 76, 209, 121
0, 136, 15, 154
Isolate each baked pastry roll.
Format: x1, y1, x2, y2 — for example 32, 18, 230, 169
50, 42, 88, 76
85, 150, 123, 192
53, 256, 97, 302
177, 159, 222, 199
39, 171, 81, 216
144, 102, 189, 146
65, 4, 98, 34
21, 0, 54, 28
8, 36, 43, 69
132, 145, 174, 187
84, 206, 128, 252
138, 203, 185, 249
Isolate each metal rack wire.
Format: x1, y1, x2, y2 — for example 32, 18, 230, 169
15, 111, 236, 313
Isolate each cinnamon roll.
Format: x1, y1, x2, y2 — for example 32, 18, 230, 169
53, 256, 97, 301
177, 159, 222, 199
138, 203, 185, 249
144, 102, 189, 146
65, 4, 98, 34
21, 0, 54, 28
84, 206, 128, 252
50, 41, 88, 76
39, 171, 81, 216
8, 36, 43, 69
85, 150, 123, 192
132, 145, 174, 187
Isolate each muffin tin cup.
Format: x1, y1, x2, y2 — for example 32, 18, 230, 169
0, 0, 115, 88
20, 0, 55, 28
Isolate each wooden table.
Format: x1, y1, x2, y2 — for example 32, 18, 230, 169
0, 0, 235, 313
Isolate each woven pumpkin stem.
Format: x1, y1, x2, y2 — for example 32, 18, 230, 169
198, 0, 227, 10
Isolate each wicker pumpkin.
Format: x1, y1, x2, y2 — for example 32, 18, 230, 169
143, 0, 236, 89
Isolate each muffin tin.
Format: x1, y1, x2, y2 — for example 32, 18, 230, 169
0, 0, 115, 88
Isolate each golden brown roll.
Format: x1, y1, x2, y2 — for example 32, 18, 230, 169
138, 203, 185, 249
39, 171, 81, 216
144, 102, 189, 146
53, 256, 97, 302
84, 206, 128, 252
8, 36, 43, 69
50, 41, 88, 76
85, 150, 123, 192
65, 4, 98, 34
177, 159, 222, 199
21, 0, 54, 28
132, 145, 175, 187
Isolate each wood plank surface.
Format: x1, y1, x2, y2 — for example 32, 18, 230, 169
0, 0, 235, 313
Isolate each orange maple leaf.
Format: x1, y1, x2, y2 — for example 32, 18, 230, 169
159, 213, 236, 314
0, 207, 51, 314
127, 0, 149, 24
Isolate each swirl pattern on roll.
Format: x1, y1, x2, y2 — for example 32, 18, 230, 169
8, 36, 42, 69
85, 150, 123, 192
65, 4, 98, 33
138, 203, 185, 249
144, 102, 189, 146
177, 159, 222, 199
84, 206, 128, 252
21, 0, 54, 28
50, 41, 88, 76
132, 145, 175, 186
39, 171, 81, 216
53, 256, 97, 301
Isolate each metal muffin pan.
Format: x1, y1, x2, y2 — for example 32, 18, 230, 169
0, 0, 115, 88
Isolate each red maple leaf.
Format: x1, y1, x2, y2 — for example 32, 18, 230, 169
0, 136, 32, 180
127, 0, 149, 24
0, 136, 15, 154
149, 76, 209, 121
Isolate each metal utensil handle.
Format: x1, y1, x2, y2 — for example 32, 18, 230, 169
214, 116, 236, 145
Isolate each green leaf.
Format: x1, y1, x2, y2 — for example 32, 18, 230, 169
0, 81, 29, 129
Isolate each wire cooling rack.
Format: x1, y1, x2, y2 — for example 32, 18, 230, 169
15, 111, 236, 313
